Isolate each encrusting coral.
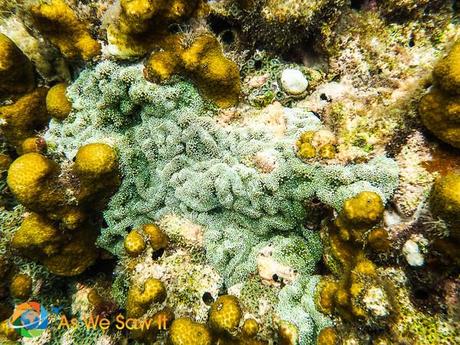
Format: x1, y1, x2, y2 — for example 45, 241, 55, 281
28, 0, 101, 61
145, 33, 241, 108
10, 212, 99, 276
419, 41, 460, 148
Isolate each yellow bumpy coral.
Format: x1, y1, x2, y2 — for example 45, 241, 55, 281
11, 212, 98, 276
9, 274, 33, 300
124, 230, 146, 256
29, 0, 100, 60
46, 83, 72, 120
341, 191, 384, 228
241, 318, 259, 338
0, 88, 49, 149
0, 33, 35, 97
107, 0, 204, 58
142, 223, 169, 251
209, 295, 242, 334
145, 34, 241, 108
420, 41, 460, 148
126, 278, 167, 317
6, 153, 62, 213
168, 318, 212, 345
73, 143, 120, 204
433, 41, 460, 95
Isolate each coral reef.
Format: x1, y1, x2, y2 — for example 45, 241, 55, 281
46, 82, 72, 120
0, 0, 458, 344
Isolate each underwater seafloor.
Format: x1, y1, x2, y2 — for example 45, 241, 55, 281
0, 0, 459, 344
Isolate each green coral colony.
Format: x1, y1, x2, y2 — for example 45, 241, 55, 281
0, 0, 459, 344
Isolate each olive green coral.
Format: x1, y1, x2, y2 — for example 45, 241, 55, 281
9, 273, 33, 300
124, 230, 146, 256
106, 0, 205, 57
420, 41, 460, 148
11, 212, 98, 276
209, 295, 242, 334
46, 82, 72, 120
29, 0, 101, 60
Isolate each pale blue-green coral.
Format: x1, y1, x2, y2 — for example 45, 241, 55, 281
45, 61, 398, 287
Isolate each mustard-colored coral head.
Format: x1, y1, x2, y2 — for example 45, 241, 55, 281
10, 274, 33, 300
168, 318, 212, 345
342, 191, 384, 227
209, 294, 242, 333
277, 320, 298, 345
430, 172, 460, 239
74, 143, 117, 178
317, 327, 338, 345
46, 83, 72, 120
6, 153, 58, 207
433, 41, 460, 95
242, 318, 259, 338
124, 230, 146, 256
127, 278, 167, 317
30, 0, 100, 60
142, 223, 169, 251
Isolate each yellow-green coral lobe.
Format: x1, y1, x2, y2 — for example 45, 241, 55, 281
433, 41, 460, 95
126, 278, 167, 317
209, 294, 242, 333
0, 88, 49, 149
168, 318, 212, 345
142, 223, 169, 251
29, 0, 101, 60
74, 143, 118, 178
341, 191, 384, 227
124, 230, 146, 256
145, 34, 241, 108
6, 153, 60, 211
46, 83, 72, 120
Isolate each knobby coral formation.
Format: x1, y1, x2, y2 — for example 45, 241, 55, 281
0, 0, 459, 344
29, 0, 101, 60
145, 34, 241, 108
